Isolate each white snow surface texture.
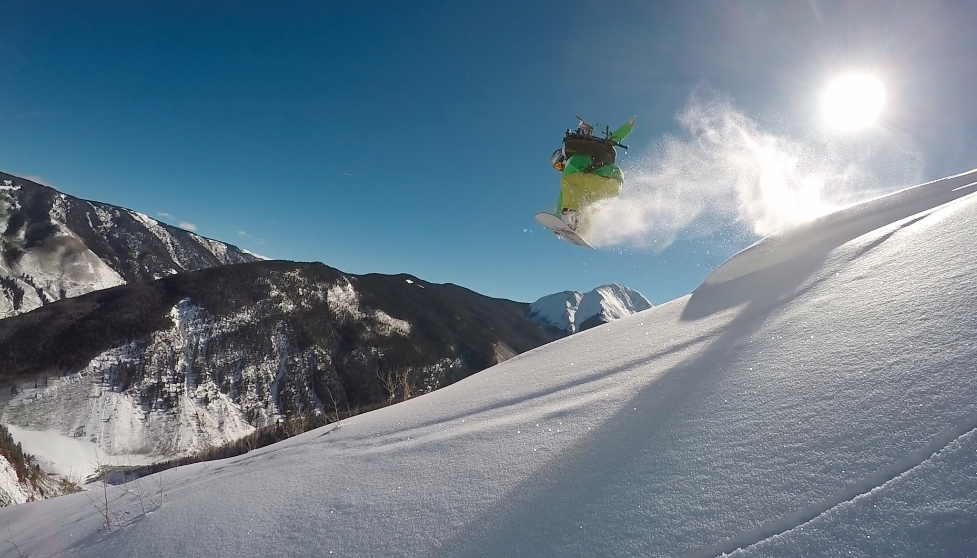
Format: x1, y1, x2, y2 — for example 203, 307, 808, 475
529, 284, 652, 333
4, 169, 977, 556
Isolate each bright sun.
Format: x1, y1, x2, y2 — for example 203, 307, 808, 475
822, 75, 886, 130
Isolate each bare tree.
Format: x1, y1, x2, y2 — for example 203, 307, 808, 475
378, 367, 415, 402
86, 451, 113, 530
152, 470, 169, 510
397, 368, 415, 401
378, 369, 399, 402
284, 414, 308, 437
321, 377, 350, 423
125, 453, 153, 515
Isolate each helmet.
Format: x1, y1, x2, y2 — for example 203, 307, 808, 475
551, 148, 566, 171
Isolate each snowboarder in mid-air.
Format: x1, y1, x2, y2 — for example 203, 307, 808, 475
536, 116, 635, 247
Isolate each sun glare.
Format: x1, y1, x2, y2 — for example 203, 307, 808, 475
822, 75, 886, 131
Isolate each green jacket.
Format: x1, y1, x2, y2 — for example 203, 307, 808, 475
557, 121, 633, 212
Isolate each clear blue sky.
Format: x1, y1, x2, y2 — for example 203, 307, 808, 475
1, 1, 975, 303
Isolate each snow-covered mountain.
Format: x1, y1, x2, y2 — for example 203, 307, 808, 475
0, 171, 260, 318
0, 168, 648, 502
529, 283, 652, 334
4, 168, 977, 556
0, 261, 555, 484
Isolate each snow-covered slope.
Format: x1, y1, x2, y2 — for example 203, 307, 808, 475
0, 171, 259, 317
529, 283, 652, 334
4, 168, 977, 557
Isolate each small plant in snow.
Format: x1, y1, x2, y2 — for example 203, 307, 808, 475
86, 451, 134, 531
153, 469, 169, 508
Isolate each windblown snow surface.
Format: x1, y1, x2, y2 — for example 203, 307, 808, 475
4, 169, 977, 556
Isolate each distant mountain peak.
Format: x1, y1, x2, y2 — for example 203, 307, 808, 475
529, 284, 652, 334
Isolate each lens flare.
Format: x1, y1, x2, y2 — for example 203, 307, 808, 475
822, 75, 886, 130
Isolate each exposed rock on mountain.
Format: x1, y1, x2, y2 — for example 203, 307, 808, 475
0, 260, 553, 462
0, 171, 259, 318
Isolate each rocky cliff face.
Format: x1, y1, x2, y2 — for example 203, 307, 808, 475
0, 171, 259, 318
0, 261, 554, 463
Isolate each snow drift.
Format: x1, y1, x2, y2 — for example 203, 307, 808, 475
3, 168, 977, 557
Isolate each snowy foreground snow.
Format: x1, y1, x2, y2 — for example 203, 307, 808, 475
4, 169, 977, 556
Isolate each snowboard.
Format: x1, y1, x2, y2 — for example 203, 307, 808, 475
535, 212, 593, 248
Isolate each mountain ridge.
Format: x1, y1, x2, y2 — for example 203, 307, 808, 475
0, 259, 557, 473
0, 170, 653, 505
0, 170, 260, 318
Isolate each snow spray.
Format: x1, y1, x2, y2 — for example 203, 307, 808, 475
584, 89, 923, 249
